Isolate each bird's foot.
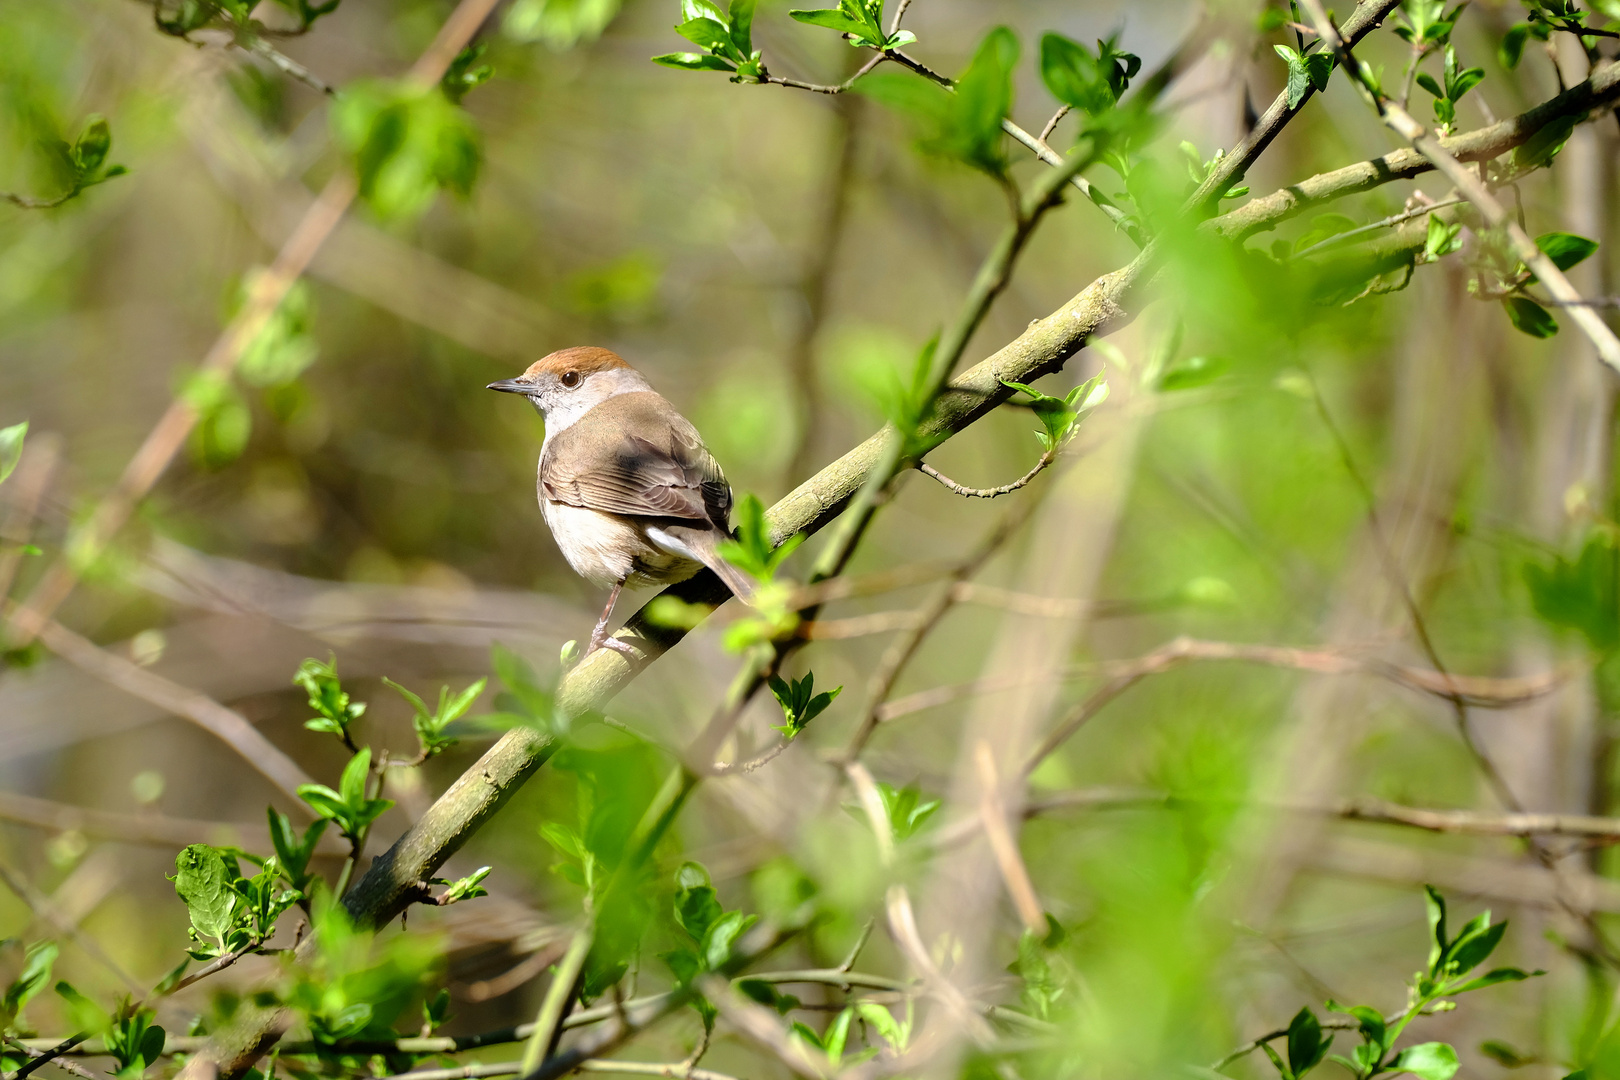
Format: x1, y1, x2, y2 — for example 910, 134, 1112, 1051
586, 627, 640, 660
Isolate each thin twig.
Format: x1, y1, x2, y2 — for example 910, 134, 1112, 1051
839, 496, 1043, 761
240, 37, 336, 95
1037, 105, 1071, 143
1291, 194, 1467, 259
15, 610, 318, 809
918, 448, 1056, 498
974, 743, 1044, 934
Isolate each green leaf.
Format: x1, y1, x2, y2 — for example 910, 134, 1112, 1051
71, 116, 111, 174
787, 8, 864, 34
1156, 354, 1227, 391
1275, 45, 1310, 110
1504, 296, 1558, 338
0, 422, 26, 487
1449, 966, 1540, 994
440, 43, 493, 104
1390, 1042, 1459, 1080
1499, 23, 1532, 69
1287, 1006, 1330, 1077
1424, 214, 1463, 260
1536, 231, 1599, 271
700, 909, 757, 968
297, 785, 349, 823
1415, 72, 1444, 98
340, 747, 372, 807
54, 981, 110, 1036
1303, 51, 1333, 95
1525, 530, 1620, 651
1327, 1000, 1387, 1052
1424, 885, 1447, 974
728, 0, 755, 56
675, 16, 732, 50
331, 80, 482, 220
173, 845, 237, 943
1445, 918, 1505, 976
1514, 113, 1576, 170
2, 941, 58, 1023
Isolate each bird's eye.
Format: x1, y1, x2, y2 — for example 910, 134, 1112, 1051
560, 370, 581, 388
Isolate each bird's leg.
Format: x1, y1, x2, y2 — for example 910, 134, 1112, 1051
587, 580, 638, 658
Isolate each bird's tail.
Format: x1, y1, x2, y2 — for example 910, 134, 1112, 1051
654, 525, 758, 604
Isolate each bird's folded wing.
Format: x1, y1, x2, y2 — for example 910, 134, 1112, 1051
540, 392, 730, 525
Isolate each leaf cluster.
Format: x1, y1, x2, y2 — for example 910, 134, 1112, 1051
1039, 33, 1140, 120
660, 862, 758, 1028
1393, 1, 1464, 46
653, 0, 763, 82
856, 28, 1017, 176
788, 0, 913, 51
1498, 231, 1600, 339
295, 656, 367, 744
235, 276, 320, 391
0, 942, 57, 1035
298, 748, 394, 842
153, 0, 339, 37
331, 81, 481, 221
767, 671, 842, 739
1525, 526, 1620, 652
1414, 45, 1483, 130
850, 781, 940, 845
1262, 888, 1539, 1080
384, 676, 487, 759
717, 493, 802, 583
1001, 370, 1108, 453
1273, 44, 1333, 111
171, 843, 300, 960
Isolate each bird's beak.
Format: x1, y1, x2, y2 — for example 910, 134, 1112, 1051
487, 378, 534, 395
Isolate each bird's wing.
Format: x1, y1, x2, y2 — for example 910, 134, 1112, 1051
540, 392, 731, 527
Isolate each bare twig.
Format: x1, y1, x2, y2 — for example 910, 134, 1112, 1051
918, 447, 1057, 498
1291, 194, 1467, 259
17, 612, 318, 809
974, 743, 1044, 934
839, 496, 1041, 761
0, 789, 328, 850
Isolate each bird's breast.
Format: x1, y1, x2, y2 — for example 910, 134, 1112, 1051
541, 500, 700, 588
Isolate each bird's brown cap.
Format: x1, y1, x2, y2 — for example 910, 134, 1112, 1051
525, 346, 631, 379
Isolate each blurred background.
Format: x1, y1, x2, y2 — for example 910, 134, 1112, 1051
1, 0, 1618, 1076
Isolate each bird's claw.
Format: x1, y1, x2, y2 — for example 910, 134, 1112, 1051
585, 629, 640, 661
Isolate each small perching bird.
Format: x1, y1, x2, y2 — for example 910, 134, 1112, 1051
488, 346, 755, 657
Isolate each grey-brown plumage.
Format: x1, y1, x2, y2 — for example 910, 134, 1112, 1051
541, 392, 731, 531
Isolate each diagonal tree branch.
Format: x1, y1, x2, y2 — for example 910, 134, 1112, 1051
337, 20, 1620, 946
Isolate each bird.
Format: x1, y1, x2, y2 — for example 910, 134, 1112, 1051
488, 346, 756, 658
